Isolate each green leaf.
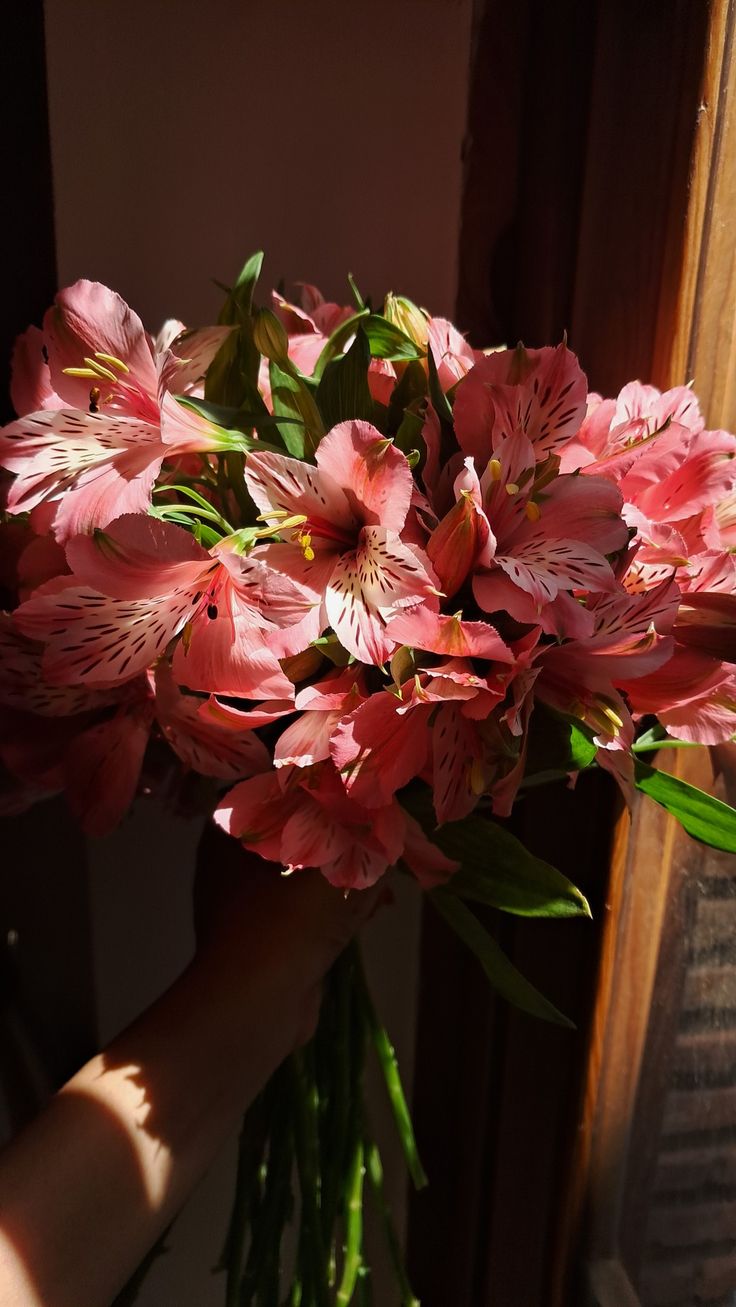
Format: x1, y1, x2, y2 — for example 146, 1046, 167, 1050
347, 273, 366, 311
393, 401, 426, 459
446, 820, 590, 918
523, 704, 597, 786
431, 892, 575, 1027
361, 315, 425, 362
634, 759, 736, 853
426, 340, 453, 425
205, 252, 265, 406
269, 360, 326, 458
313, 309, 370, 379
315, 329, 374, 428
233, 251, 265, 310
402, 787, 589, 918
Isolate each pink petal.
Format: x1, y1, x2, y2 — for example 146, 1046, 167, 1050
427, 318, 475, 390
214, 771, 298, 861
386, 606, 513, 663
454, 342, 587, 464
0, 613, 116, 716
325, 526, 437, 664
400, 810, 458, 888
164, 324, 236, 393
496, 534, 616, 604
244, 448, 355, 532
315, 420, 413, 532
16, 581, 196, 685
173, 589, 294, 700
330, 689, 430, 807
154, 664, 270, 779
65, 513, 208, 600
10, 325, 64, 416
64, 702, 152, 836
274, 709, 342, 769
536, 474, 628, 553
0, 410, 165, 540
44, 280, 159, 416
432, 703, 480, 823
199, 697, 294, 731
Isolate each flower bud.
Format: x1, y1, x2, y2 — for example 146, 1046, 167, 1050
383, 294, 429, 348
253, 308, 290, 365
427, 491, 489, 598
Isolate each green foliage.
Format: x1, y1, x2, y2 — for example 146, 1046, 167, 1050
403, 786, 590, 919
431, 891, 575, 1027
522, 704, 597, 787
315, 329, 374, 428
269, 360, 326, 458
205, 252, 268, 410
441, 818, 590, 919
634, 759, 736, 853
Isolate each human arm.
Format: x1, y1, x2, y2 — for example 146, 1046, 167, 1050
0, 827, 376, 1307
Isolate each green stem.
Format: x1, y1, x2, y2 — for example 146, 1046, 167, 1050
154, 503, 230, 531
335, 1138, 365, 1307
319, 949, 354, 1279
239, 1070, 294, 1307
291, 1052, 329, 1307
221, 1099, 267, 1307
364, 1137, 419, 1307
355, 958, 427, 1190
224, 451, 254, 524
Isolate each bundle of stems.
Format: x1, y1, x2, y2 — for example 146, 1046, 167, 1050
219, 942, 423, 1307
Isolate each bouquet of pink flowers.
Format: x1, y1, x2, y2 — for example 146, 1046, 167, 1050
1, 253, 735, 1304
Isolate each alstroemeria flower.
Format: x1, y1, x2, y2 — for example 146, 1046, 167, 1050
453, 341, 588, 467
14, 515, 313, 698
273, 668, 366, 770
3, 282, 233, 541
14, 279, 231, 421
450, 430, 628, 635
271, 286, 354, 375
331, 648, 512, 823
214, 761, 455, 890
244, 419, 439, 664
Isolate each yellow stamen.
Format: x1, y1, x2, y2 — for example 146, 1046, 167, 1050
505, 482, 520, 496
601, 704, 624, 732
298, 530, 315, 561
256, 509, 291, 521
525, 500, 541, 522
488, 458, 502, 481
63, 367, 100, 378
94, 351, 129, 373
83, 356, 118, 382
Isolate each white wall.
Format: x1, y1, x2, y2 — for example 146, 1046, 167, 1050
44, 1, 473, 1300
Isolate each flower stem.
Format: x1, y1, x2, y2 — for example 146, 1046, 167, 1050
290, 1050, 329, 1307
364, 1136, 420, 1307
354, 959, 427, 1190
335, 1138, 365, 1306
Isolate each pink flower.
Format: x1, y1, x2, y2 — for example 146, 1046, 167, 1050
331, 648, 512, 823
2, 282, 232, 541
453, 341, 588, 466
214, 762, 455, 890
244, 419, 438, 663
460, 430, 628, 633
14, 515, 311, 697
271, 286, 354, 375
274, 668, 365, 769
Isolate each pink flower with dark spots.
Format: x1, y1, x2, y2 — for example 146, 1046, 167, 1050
245, 419, 438, 664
